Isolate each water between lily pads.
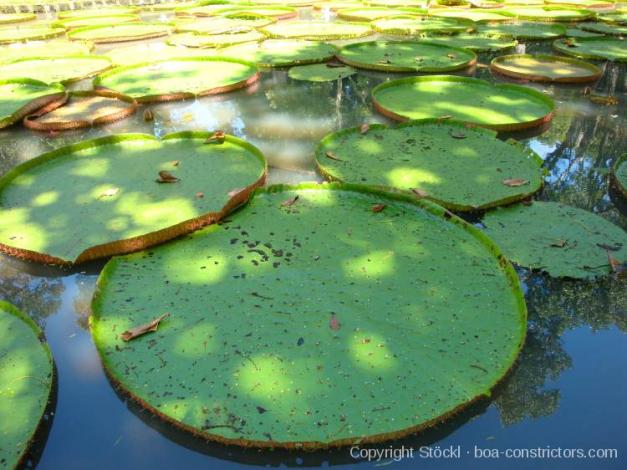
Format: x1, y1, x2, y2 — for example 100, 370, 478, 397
0, 10, 626, 470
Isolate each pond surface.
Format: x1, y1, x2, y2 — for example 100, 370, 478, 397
0, 7, 626, 470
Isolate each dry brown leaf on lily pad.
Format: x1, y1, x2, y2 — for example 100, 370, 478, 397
411, 188, 429, 198
449, 130, 466, 139
143, 109, 154, 122
502, 178, 529, 187
281, 195, 299, 207
171, 160, 180, 167
227, 187, 243, 197
550, 239, 567, 248
359, 123, 370, 135
205, 130, 225, 144
607, 251, 626, 277
326, 61, 345, 68
156, 171, 180, 183
326, 150, 343, 161
329, 313, 340, 331
437, 114, 453, 123
196, 192, 204, 198
371, 203, 386, 213
120, 313, 170, 342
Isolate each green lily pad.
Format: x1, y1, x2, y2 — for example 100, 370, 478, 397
611, 153, 627, 199
490, 54, 602, 83
105, 43, 214, 67
0, 26, 65, 44
0, 56, 112, 85
366, 0, 426, 6
552, 37, 627, 62
577, 21, 627, 36
544, 0, 614, 7
422, 34, 517, 51
221, 40, 337, 67
214, 6, 298, 19
430, 8, 513, 22
0, 301, 54, 470
336, 7, 415, 21
52, 14, 141, 30
482, 202, 627, 278
0, 40, 94, 63
0, 132, 266, 265
0, 78, 66, 129
337, 40, 476, 72
175, 17, 274, 33
94, 57, 258, 103
313, 1, 364, 10
167, 31, 265, 48
598, 12, 627, 25
372, 75, 555, 131
288, 63, 357, 82
0, 13, 35, 24
91, 183, 526, 448
564, 27, 603, 38
478, 21, 566, 39
500, 6, 595, 22
67, 23, 172, 44
372, 16, 475, 35
58, 7, 139, 19
259, 20, 373, 40
316, 121, 543, 211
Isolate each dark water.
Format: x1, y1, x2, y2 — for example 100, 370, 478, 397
1, 8, 626, 470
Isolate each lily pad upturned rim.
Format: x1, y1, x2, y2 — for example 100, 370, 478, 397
336, 40, 477, 73
91, 181, 527, 449
552, 37, 627, 62
490, 53, 602, 83
0, 55, 113, 85
0, 300, 54, 470
259, 20, 374, 40
315, 119, 544, 211
66, 22, 172, 43
0, 13, 36, 24
93, 56, 260, 103
0, 25, 65, 44
23, 89, 138, 132
500, 6, 596, 22
0, 78, 67, 129
611, 153, 627, 200
371, 75, 555, 131
0, 131, 267, 266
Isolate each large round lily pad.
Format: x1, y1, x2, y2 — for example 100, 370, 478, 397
478, 21, 566, 39
0, 132, 267, 265
371, 16, 475, 35
315, 121, 543, 211
490, 54, 602, 83
0, 40, 94, 63
337, 40, 476, 72
215, 6, 298, 19
336, 7, 415, 21
105, 43, 213, 67
23, 90, 137, 131
260, 20, 373, 40
0, 79, 66, 129
175, 17, 273, 34
91, 183, 526, 448
167, 31, 265, 48
288, 63, 357, 82
422, 34, 517, 52
221, 40, 337, 67
94, 57, 258, 103
372, 75, 555, 131
482, 202, 627, 278
430, 8, 512, 22
576, 21, 627, 36
67, 23, 172, 43
0, 26, 65, 44
0, 56, 112, 85
501, 6, 594, 22
58, 7, 139, 19
52, 14, 141, 30
611, 154, 627, 199
552, 37, 627, 62
0, 13, 35, 24
598, 12, 627, 25
0, 301, 54, 470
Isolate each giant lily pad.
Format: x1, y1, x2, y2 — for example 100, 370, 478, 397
500, 6, 595, 22
315, 121, 543, 211
611, 153, 627, 199
288, 63, 357, 82
422, 34, 517, 51
482, 202, 627, 278
221, 40, 337, 67
490, 54, 602, 83
0, 40, 94, 63
478, 21, 566, 39
0, 26, 65, 44
23, 90, 137, 131
0, 132, 267, 265
0, 301, 54, 470
94, 57, 258, 103
372, 75, 555, 131
259, 20, 373, 40
0, 13, 35, 25
175, 17, 273, 34
576, 21, 627, 36
336, 7, 416, 21
91, 183, 526, 448
337, 40, 476, 72
214, 6, 298, 19
58, 7, 139, 19
371, 16, 475, 35
105, 43, 214, 67
598, 12, 627, 25
67, 23, 172, 43
552, 37, 627, 62
430, 8, 513, 22
167, 31, 265, 48
52, 14, 141, 30
0, 56, 112, 85
0, 79, 66, 129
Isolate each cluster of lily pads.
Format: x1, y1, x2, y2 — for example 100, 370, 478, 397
0, 0, 626, 466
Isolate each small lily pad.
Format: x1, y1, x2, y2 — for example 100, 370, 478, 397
482, 202, 627, 278
288, 63, 357, 82
0, 301, 54, 470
